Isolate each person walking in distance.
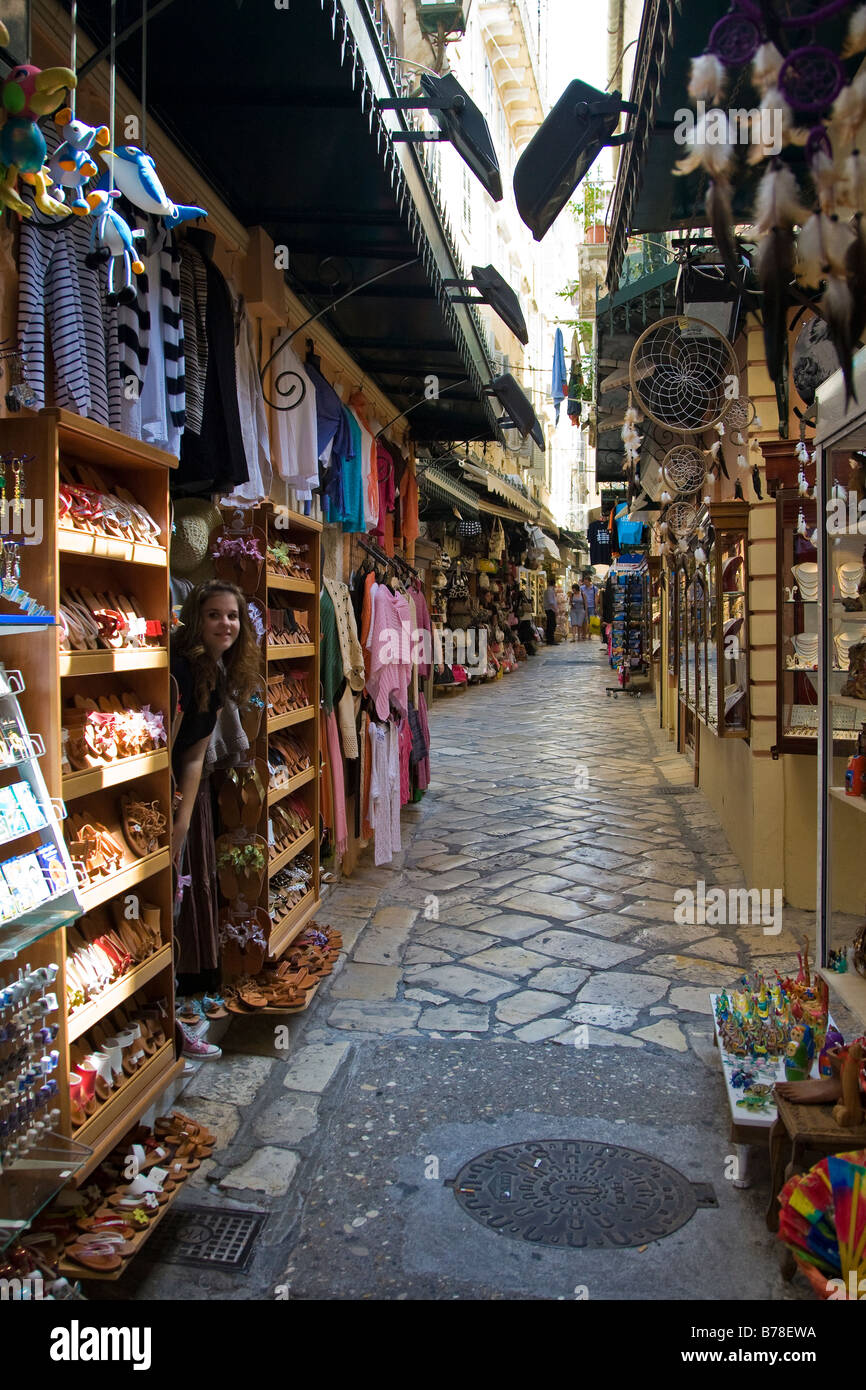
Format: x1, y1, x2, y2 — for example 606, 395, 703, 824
579, 572, 596, 642
568, 584, 585, 641
543, 578, 558, 645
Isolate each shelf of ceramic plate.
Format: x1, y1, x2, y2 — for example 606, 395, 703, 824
0, 1131, 93, 1250
828, 787, 866, 814
268, 889, 320, 960
267, 643, 315, 661
66, 944, 173, 1043
57, 530, 167, 569
267, 766, 316, 805
268, 826, 315, 877
818, 967, 866, 1026
57, 1148, 197, 1280
59, 649, 168, 678
267, 706, 316, 732
76, 848, 171, 915
266, 574, 316, 594
62, 750, 169, 802
70, 1043, 183, 1177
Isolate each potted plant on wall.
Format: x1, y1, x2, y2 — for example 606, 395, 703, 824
571, 181, 609, 244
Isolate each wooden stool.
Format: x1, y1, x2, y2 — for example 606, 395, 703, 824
765, 1094, 866, 1245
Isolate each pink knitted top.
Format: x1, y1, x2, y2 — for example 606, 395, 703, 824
365, 584, 411, 719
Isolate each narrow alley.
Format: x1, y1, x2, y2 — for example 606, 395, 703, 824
116, 643, 822, 1302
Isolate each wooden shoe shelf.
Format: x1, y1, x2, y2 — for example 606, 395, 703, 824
214, 504, 321, 970
0, 410, 181, 1188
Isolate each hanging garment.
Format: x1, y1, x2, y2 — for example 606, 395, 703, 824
319, 710, 333, 839
348, 392, 379, 532
396, 449, 420, 561
222, 296, 272, 504
359, 571, 377, 682
368, 721, 400, 865
178, 241, 208, 434
360, 708, 373, 842
304, 357, 346, 461
19, 213, 116, 426
416, 692, 431, 791
372, 442, 396, 551
398, 715, 412, 806
268, 329, 319, 497
323, 577, 366, 693
337, 407, 365, 533
130, 237, 185, 456
319, 585, 346, 715
326, 710, 348, 856
366, 583, 411, 720
551, 326, 567, 424
412, 583, 433, 679
176, 238, 247, 493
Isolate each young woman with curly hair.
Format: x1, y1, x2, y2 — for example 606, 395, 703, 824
170, 581, 259, 1024
171, 581, 259, 853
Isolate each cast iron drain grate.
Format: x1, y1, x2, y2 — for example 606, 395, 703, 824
446, 1140, 705, 1249
138, 1206, 266, 1272
655, 786, 696, 795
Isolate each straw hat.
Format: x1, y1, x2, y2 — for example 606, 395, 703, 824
171, 498, 222, 576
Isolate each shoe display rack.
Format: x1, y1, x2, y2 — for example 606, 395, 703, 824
213, 503, 321, 971
0, 409, 182, 1185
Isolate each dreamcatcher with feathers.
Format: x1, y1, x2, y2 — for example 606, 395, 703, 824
679, 1, 866, 426
627, 315, 764, 551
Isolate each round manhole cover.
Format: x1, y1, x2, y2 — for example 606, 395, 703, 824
449, 1140, 699, 1249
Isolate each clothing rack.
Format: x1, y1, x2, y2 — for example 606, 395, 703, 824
357, 536, 419, 581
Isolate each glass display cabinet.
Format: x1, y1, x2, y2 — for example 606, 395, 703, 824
687, 501, 750, 737
667, 560, 678, 678
814, 355, 866, 1027
677, 561, 690, 709
777, 487, 864, 752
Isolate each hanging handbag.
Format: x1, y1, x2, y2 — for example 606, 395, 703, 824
488, 516, 505, 560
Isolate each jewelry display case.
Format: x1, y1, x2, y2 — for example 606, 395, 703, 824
699, 501, 750, 738
667, 560, 678, 678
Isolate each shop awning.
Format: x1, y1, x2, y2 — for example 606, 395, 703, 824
74, 0, 501, 443
476, 496, 536, 524
459, 460, 537, 516
418, 465, 480, 515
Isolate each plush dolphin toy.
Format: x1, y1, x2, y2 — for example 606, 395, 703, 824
99, 145, 206, 227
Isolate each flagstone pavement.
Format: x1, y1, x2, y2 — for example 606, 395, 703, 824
114, 640, 851, 1301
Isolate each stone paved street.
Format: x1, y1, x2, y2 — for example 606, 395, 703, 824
112, 642, 841, 1301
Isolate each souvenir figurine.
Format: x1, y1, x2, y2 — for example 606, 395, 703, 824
819, 1025, 846, 1077
785, 1024, 815, 1082
48, 108, 110, 214
98, 145, 206, 227
716, 989, 730, 1024
84, 191, 145, 306
0, 61, 77, 217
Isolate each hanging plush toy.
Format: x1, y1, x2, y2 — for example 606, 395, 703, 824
0, 61, 77, 217
85, 190, 145, 306
48, 109, 110, 214
99, 145, 206, 227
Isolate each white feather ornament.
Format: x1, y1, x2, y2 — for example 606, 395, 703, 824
734, 431, 745, 445
753, 416, 762, 429
659, 521, 668, 534
841, 149, 866, 218
797, 213, 854, 284
843, 3, 866, 57
810, 150, 838, 216
746, 88, 795, 165
738, 454, 748, 470
710, 440, 721, 460
752, 161, 810, 234
752, 42, 783, 93
810, 528, 820, 545
796, 508, 808, 537
831, 71, 866, 145
716, 420, 725, 436
695, 545, 708, 564
660, 490, 672, 504
688, 53, 727, 105
674, 111, 734, 178
798, 466, 809, 494
703, 494, 712, 505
